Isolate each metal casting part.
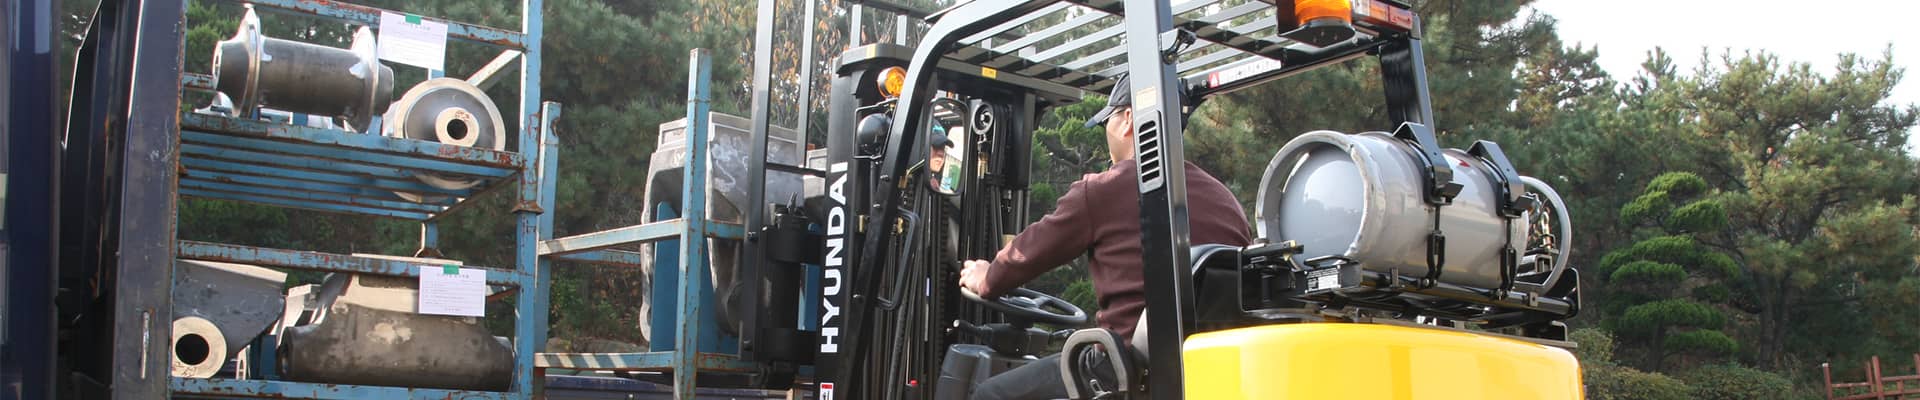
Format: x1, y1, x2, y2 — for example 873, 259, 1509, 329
171, 259, 289, 361
170, 316, 227, 378
384, 77, 508, 201
213, 7, 393, 130
277, 274, 514, 391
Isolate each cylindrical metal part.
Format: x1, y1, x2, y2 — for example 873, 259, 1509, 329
384, 78, 507, 201
384, 78, 505, 152
432, 107, 483, 147
1256, 131, 1536, 293
171, 316, 228, 378
171, 259, 288, 361
212, 8, 393, 131
278, 274, 513, 391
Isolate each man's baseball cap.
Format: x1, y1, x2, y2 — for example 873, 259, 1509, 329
1084, 74, 1131, 128
929, 124, 953, 148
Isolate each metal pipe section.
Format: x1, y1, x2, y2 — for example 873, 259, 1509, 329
213, 7, 393, 131
169, 317, 226, 378
276, 274, 514, 391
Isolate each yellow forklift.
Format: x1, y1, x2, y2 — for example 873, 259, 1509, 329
809, 0, 1584, 398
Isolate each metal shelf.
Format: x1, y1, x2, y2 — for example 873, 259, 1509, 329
173, 378, 515, 400
535, 352, 766, 373
178, 112, 524, 220
543, 375, 800, 399
178, 241, 530, 286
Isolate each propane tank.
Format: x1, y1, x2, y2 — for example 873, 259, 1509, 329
1255, 130, 1570, 294
213, 6, 394, 131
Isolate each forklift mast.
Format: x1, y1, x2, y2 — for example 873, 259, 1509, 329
816, 37, 1083, 397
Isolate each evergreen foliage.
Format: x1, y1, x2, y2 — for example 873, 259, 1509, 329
1680, 364, 1796, 400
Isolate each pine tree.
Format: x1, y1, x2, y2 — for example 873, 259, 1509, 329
1597, 172, 1740, 371
1680, 51, 1920, 370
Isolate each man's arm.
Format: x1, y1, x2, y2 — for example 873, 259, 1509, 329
968, 178, 1096, 297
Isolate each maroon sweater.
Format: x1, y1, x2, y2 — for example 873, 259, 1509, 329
979, 159, 1250, 340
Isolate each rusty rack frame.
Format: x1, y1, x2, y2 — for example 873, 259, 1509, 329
156, 0, 559, 399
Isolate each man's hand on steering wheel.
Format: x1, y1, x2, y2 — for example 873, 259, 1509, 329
960, 259, 992, 294
957, 259, 1090, 327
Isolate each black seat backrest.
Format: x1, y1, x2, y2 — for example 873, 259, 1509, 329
1131, 244, 1244, 359
1066, 245, 1244, 400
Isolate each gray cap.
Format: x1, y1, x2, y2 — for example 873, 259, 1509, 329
1084, 74, 1131, 128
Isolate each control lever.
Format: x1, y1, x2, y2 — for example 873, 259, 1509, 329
1050, 329, 1075, 343
951, 320, 984, 338
855, 98, 898, 114
952, 320, 1058, 357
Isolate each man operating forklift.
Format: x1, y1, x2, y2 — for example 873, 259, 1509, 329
956, 76, 1251, 399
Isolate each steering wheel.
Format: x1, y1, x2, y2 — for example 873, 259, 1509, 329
961, 286, 1090, 326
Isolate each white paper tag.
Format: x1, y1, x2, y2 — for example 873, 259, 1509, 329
418, 265, 485, 317
378, 11, 448, 70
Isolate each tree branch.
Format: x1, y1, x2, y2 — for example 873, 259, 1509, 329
1038, 134, 1089, 171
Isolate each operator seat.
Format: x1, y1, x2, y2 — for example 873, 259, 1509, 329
1061, 244, 1244, 399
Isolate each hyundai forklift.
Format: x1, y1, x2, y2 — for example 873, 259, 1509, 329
806, 0, 1583, 398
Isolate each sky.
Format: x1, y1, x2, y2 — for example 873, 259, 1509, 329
1528, 0, 1920, 149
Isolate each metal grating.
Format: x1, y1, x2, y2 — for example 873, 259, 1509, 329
177, 112, 525, 220
889, 0, 1410, 98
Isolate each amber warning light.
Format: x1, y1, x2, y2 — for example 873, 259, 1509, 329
877, 66, 907, 98
1294, 0, 1353, 25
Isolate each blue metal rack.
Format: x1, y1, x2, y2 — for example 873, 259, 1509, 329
534, 49, 797, 400
166, 0, 555, 399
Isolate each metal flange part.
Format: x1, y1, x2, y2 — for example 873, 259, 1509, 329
384, 78, 507, 202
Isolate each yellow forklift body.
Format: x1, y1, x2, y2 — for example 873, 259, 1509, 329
1182, 323, 1582, 399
